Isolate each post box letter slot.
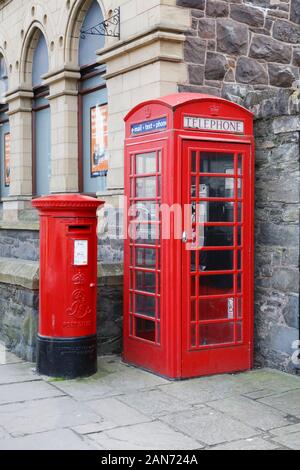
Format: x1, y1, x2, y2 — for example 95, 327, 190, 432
69, 225, 91, 232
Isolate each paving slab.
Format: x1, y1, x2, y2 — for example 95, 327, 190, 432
86, 397, 152, 426
0, 349, 23, 365
208, 396, 291, 431
160, 407, 259, 446
270, 423, 300, 436
53, 366, 169, 401
242, 389, 278, 400
0, 380, 65, 405
88, 421, 202, 450
233, 369, 300, 395
0, 362, 40, 385
0, 429, 99, 450
259, 389, 300, 418
271, 432, 300, 450
97, 356, 128, 374
159, 373, 266, 404
209, 437, 280, 451
0, 396, 101, 436
117, 389, 192, 418
0, 426, 9, 440
71, 421, 118, 435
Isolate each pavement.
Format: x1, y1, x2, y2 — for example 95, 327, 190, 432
0, 344, 300, 450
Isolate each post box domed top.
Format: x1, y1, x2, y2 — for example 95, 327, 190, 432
32, 194, 104, 212
124, 93, 253, 121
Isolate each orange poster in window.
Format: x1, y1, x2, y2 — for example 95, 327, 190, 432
4, 132, 10, 187
90, 105, 108, 177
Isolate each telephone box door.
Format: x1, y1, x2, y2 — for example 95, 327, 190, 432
181, 140, 254, 377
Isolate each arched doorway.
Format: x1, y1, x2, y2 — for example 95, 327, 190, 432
78, 0, 108, 194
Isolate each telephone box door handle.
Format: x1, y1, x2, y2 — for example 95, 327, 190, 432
90, 283, 96, 288
182, 231, 188, 244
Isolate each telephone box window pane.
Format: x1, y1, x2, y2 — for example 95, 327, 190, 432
191, 177, 197, 197
199, 297, 235, 321
157, 323, 161, 344
191, 151, 197, 173
135, 294, 156, 318
157, 299, 161, 319
237, 203, 242, 222
158, 151, 162, 173
237, 180, 242, 198
130, 315, 133, 335
136, 248, 157, 268
191, 275, 196, 296
157, 176, 161, 198
237, 321, 243, 342
237, 298, 242, 318
238, 154, 243, 175
135, 223, 157, 245
191, 300, 196, 322
191, 251, 196, 272
237, 227, 242, 246
199, 323, 235, 346
136, 152, 156, 174
200, 177, 235, 199
136, 177, 156, 198
129, 294, 133, 313
191, 324, 196, 347
130, 156, 135, 175
237, 251, 242, 270
199, 274, 234, 296
201, 201, 233, 223
200, 153, 234, 174
237, 274, 242, 293
157, 274, 161, 295
199, 250, 234, 272
134, 202, 158, 222
136, 271, 156, 294
135, 318, 155, 342
204, 227, 234, 247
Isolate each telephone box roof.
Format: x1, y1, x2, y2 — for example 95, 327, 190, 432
124, 93, 253, 121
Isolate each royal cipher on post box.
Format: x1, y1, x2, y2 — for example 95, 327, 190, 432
32, 194, 104, 379
123, 93, 255, 379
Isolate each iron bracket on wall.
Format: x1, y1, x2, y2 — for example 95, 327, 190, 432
80, 7, 120, 40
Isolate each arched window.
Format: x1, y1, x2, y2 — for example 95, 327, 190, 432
32, 33, 51, 196
78, 0, 108, 194
0, 55, 10, 198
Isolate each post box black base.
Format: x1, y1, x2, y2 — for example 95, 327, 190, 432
36, 335, 97, 379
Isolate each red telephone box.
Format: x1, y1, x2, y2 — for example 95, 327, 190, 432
123, 93, 255, 379
32, 194, 104, 379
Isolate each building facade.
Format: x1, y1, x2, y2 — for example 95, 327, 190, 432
0, 0, 299, 373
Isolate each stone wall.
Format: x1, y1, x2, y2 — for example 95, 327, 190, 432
0, 227, 124, 362
247, 89, 299, 373
177, 0, 300, 96
251, 93, 300, 373
176, 1, 300, 374
0, 283, 38, 362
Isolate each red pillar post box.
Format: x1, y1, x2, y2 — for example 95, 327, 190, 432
123, 93, 255, 379
32, 194, 104, 379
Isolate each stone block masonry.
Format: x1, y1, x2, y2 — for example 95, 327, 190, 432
177, 1, 300, 374
0, 227, 123, 362
177, 0, 300, 94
